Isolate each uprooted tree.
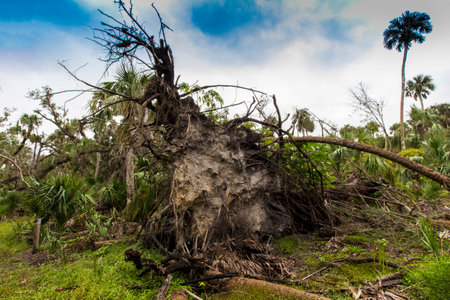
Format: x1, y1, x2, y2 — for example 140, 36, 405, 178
78, 1, 448, 277
85, 2, 331, 274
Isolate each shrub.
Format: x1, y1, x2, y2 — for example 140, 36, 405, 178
27, 175, 94, 231
99, 181, 127, 210
0, 191, 26, 216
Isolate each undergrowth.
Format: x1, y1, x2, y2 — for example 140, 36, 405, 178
0, 219, 187, 299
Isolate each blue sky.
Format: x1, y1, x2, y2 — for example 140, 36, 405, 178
1, 0, 449, 132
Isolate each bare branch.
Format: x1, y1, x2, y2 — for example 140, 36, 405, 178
180, 84, 267, 98
0, 153, 30, 187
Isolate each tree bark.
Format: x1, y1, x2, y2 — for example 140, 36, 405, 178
290, 136, 450, 189
419, 94, 424, 110
94, 152, 101, 181
400, 48, 408, 150
32, 218, 42, 254
125, 148, 135, 206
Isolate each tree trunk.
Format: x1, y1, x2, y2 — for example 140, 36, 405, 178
419, 94, 424, 110
94, 152, 101, 181
400, 48, 408, 150
381, 127, 391, 151
290, 136, 449, 189
32, 218, 42, 253
125, 148, 135, 206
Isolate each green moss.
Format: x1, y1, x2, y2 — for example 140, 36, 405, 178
342, 235, 369, 245
341, 245, 365, 255
273, 236, 303, 255
406, 258, 450, 300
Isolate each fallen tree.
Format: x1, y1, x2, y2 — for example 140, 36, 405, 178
80, 0, 448, 278
282, 136, 450, 189
85, 1, 331, 275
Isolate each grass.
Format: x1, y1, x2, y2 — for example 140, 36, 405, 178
0, 202, 447, 300
1, 242, 160, 299
0, 218, 187, 299
406, 258, 450, 300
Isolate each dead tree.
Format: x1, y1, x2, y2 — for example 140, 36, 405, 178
350, 83, 391, 150
89, 1, 330, 270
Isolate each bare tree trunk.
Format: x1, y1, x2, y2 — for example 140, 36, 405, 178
30, 142, 43, 176
32, 218, 42, 254
419, 94, 424, 110
400, 48, 408, 150
290, 136, 449, 189
125, 148, 135, 206
94, 152, 101, 180
382, 128, 391, 151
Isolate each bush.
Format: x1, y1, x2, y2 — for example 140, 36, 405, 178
0, 191, 26, 216
27, 175, 94, 231
99, 180, 127, 210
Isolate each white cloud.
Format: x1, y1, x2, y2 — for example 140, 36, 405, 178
1, 0, 448, 133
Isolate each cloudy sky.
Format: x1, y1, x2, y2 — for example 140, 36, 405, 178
1, 0, 449, 132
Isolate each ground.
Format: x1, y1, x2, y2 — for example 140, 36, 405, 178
0, 200, 449, 299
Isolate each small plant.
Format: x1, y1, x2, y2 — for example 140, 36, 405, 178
99, 181, 127, 210
86, 213, 113, 240
373, 239, 388, 272
418, 217, 447, 260
0, 191, 26, 216
11, 219, 33, 237
40, 226, 68, 262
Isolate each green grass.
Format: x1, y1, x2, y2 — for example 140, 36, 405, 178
0, 241, 163, 299
0, 218, 188, 299
0, 213, 447, 300
406, 258, 450, 300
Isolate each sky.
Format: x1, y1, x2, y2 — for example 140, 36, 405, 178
0, 0, 449, 133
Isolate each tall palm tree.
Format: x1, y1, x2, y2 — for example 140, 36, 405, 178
405, 74, 435, 110
383, 11, 432, 150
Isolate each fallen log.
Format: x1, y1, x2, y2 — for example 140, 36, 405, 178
93, 240, 119, 250
223, 276, 331, 300
157, 274, 172, 300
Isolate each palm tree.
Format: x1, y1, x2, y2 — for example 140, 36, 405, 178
383, 11, 432, 150
408, 105, 436, 139
405, 74, 435, 110
291, 108, 315, 136
90, 63, 151, 207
